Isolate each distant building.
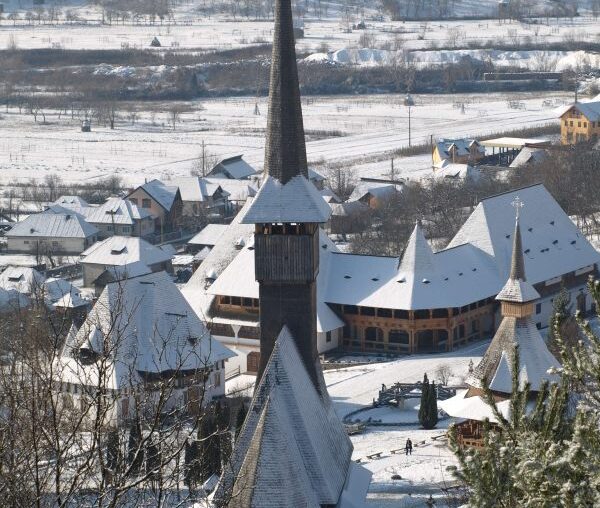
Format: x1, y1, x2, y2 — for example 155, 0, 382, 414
171, 177, 231, 219
207, 155, 258, 180
509, 146, 548, 168
79, 236, 174, 287
202, 177, 257, 211
433, 160, 481, 181
127, 179, 183, 233
49, 196, 154, 239
348, 179, 403, 209
433, 138, 485, 165
6, 213, 99, 255
58, 271, 235, 423
557, 99, 600, 144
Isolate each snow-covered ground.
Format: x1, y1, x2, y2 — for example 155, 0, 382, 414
322, 339, 489, 505
0, 91, 567, 187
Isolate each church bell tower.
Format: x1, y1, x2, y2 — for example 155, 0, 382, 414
241, 0, 331, 391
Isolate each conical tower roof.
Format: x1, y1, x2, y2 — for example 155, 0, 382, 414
496, 215, 540, 304
397, 222, 435, 281
263, 0, 308, 184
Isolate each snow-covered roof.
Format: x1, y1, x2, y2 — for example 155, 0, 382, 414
330, 200, 369, 217
42, 277, 87, 309
63, 271, 234, 385
216, 326, 356, 507
433, 161, 481, 181
200, 185, 599, 313
479, 137, 551, 149
209, 155, 257, 180
321, 186, 341, 204
448, 184, 600, 287
349, 180, 403, 202
171, 177, 229, 203
468, 315, 560, 393
83, 197, 152, 225
509, 147, 548, 168
80, 236, 173, 267
556, 100, 600, 122
188, 224, 229, 247
203, 177, 257, 202
308, 167, 326, 182
132, 179, 179, 211
0, 287, 29, 312
440, 389, 512, 423
435, 138, 484, 158
242, 175, 332, 224
7, 213, 98, 239
0, 266, 45, 293
54, 195, 89, 207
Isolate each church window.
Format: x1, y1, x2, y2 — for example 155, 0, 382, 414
142, 198, 151, 208
365, 327, 384, 342
377, 308, 392, 318
536, 303, 542, 314
326, 331, 332, 343
389, 330, 409, 344
414, 309, 429, 319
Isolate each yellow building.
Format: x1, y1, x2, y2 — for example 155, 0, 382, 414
557, 101, 600, 145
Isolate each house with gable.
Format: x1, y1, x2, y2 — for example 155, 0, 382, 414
433, 138, 485, 165
126, 179, 183, 233
207, 155, 258, 180
58, 271, 235, 423
557, 98, 600, 144
79, 235, 173, 287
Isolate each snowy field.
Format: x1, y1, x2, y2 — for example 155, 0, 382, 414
322, 339, 489, 505
0, 91, 567, 187
2, 10, 599, 54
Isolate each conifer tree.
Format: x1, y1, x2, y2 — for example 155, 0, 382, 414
428, 381, 439, 429
418, 373, 430, 428
106, 428, 121, 473
184, 439, 200, 489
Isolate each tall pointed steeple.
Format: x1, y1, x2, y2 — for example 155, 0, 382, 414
496, 199, 539, 305
263, 0, 308, 184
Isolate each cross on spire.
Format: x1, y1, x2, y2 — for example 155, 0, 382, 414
511, 196, 524, 220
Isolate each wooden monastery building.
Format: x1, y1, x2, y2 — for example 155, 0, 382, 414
183, 182, 599, 372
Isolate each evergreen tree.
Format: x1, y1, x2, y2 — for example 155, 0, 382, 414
428, 381, 439, 429
448, 343, 600, 506
418, 373, 430, 428
235, 402, 248, 440
127, 420, 144, 475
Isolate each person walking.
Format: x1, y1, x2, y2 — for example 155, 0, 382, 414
405, 438, 413, 456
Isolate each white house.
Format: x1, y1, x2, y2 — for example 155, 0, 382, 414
79, 236, 174, 287
59, 271, 235, 423
6, 213, 99, 255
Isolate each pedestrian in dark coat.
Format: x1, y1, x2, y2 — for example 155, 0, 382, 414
405, 438, 413, 456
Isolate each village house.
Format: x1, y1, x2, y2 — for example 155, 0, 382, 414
58, 271, 235, 423
207, 155, 258, 180
126, 179, 183, 234
171, 176, 231, 220
184, 184, 599, 371
49, 196, 154, 239
557, 98, 600, 144
348, 178, 403, 209
79, 235, 174, 287
6, 212, 99, 255
432, 138, 485, 165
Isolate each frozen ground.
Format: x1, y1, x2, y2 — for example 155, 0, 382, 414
322, 339, 489, 505
2, 10, 599, 54
0, 91, 567, 187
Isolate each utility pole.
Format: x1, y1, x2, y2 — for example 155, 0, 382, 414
404, 94, 415, 148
